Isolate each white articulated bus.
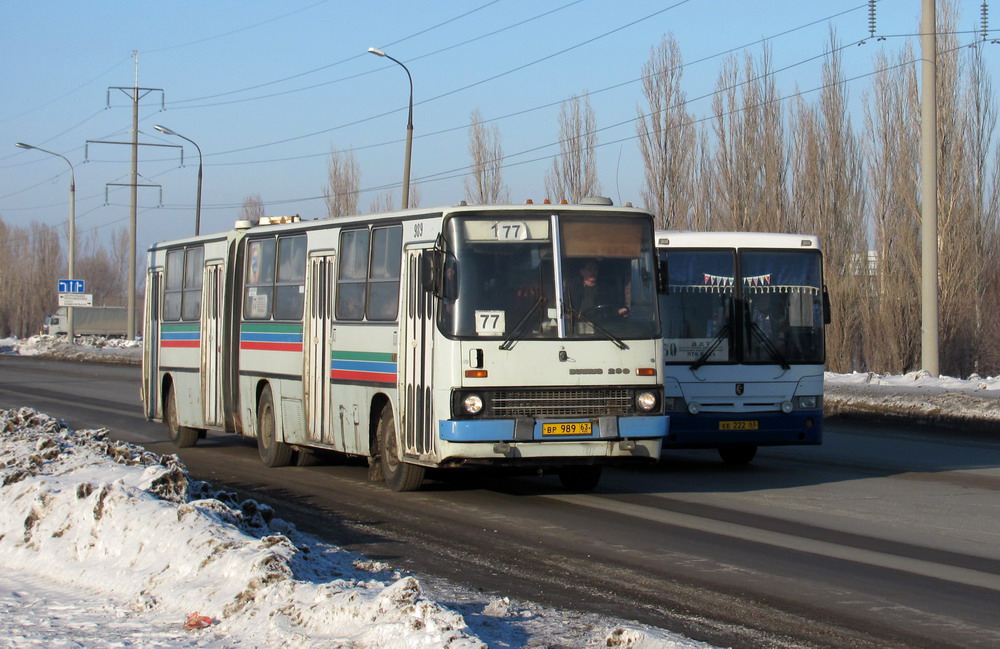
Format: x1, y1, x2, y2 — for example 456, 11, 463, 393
142, 201, 669, 491
655, 231, 829, 465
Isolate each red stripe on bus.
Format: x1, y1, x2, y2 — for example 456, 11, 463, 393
240, 341, 303, 352
330, 370, 397, 384
161, 340, 200, 348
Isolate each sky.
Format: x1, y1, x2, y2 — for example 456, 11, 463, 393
2, 1, 997, 264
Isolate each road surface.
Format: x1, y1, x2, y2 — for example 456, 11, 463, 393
1, 355, 998, 649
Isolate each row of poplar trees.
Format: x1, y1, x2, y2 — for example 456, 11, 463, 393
630, 3, 999, 377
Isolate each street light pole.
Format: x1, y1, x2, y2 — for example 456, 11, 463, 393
154, 125, 203, 235
368, 47, 413, 209
15, 142, 76, 339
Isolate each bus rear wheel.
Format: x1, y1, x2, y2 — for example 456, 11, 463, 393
377, 407, 424, 492
164, 384, 198, 448
558, 466, 602, 491
257, 385, 292, 467
719, 445, 757, 466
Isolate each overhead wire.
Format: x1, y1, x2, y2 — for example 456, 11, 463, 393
167, 0, 505, 105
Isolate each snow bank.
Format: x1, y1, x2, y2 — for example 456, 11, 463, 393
1, 334, 141, 364
825, 370, 1000, 428
0, 407, 709, 649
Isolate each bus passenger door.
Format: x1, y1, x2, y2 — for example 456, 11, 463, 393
401, 248, 435, 458
143, 269, 161, 420
305, 253, 335, 443
201, 263, 224, 426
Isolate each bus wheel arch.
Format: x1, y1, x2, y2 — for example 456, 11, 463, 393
374, 400, 425, 492
162, 376, 198, 448
256, 381, 292, 467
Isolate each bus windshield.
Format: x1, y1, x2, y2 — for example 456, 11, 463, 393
660, 248, 824, 365
439, 213, 659, 342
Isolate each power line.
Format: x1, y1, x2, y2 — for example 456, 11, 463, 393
166, 0, 580, 110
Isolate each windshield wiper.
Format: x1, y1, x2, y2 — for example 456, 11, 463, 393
748, 320, 790, 370
563, 304, 628, 350
499, 295, 545, 351
690, 323, 729, 370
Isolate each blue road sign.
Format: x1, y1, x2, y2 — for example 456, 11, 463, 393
58, 279, 85, 293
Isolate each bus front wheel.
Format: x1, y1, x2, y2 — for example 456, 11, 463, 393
257, 385, 292, 467
164, 384, 198, 448
377, 407, 424, 492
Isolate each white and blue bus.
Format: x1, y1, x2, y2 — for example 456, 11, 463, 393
141, 200, 669, 491
655, 231, 829, 465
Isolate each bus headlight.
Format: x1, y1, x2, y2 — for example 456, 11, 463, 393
462, 394, 484, 415
780, 400, 794, 414
636, 391, 658, 412
795, 396, 818, 410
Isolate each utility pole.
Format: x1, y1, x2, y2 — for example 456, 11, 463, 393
920, 0, 939, 375
86, 52, 176, 339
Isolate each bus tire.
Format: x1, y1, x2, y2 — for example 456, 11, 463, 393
558, 466, 602, 491
164, 384, 198, 448
377, 406, 424, 492
257, 385, 292, 467
719, 445, 757, 466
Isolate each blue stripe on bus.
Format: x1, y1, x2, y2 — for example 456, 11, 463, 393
331, 359, 397, 374
240, 332, 303, 343
161, 332, 200, 341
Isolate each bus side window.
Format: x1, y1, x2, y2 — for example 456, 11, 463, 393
244, 238, 276, 319
367, 225, 402, 321
274, 235, 306, 320
337, 229, 369, 321
181, 246, 204, 321
164, 248, 185, 321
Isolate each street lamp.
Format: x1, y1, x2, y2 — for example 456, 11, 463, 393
368, 47, 413, 209
15, 142, 76, 339
154, 125, 203, 236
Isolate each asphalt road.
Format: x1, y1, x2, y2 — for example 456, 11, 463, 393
2, 355, 998, 649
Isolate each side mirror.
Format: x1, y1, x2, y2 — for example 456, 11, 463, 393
421, 250, 443, 296
822, 285, 832, 325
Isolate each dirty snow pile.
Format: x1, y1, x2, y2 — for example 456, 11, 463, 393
0, 407, 708, 649
824, 370, 1000, 425
0, 334, 141, 364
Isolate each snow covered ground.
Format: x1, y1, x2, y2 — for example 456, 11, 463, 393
0, 407, 706, 649
1, 335, 997, 648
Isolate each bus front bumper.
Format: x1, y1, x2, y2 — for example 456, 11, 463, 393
438, 415, 668, 460
661, 410, 822, 448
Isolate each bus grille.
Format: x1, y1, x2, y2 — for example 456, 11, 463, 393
492, 389, 633, 417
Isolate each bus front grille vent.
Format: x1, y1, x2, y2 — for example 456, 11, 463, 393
492, 389, 633, 417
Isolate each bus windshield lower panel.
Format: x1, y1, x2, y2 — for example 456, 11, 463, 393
439, 214, 659, 341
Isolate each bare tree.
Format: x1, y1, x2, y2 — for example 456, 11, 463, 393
75, 230, 124, 306
240, 194, 265, 225
368, 191, 395, 214
324, 146, 360, 218
863, 45, 921, 373
369, 184, 421, 214
0, 219, 62, 337
464, 108, 509, 204
709, 48, 788, 232
790, 29, 867, 372
545, 93, 601, 203
636, 34, 697, 229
